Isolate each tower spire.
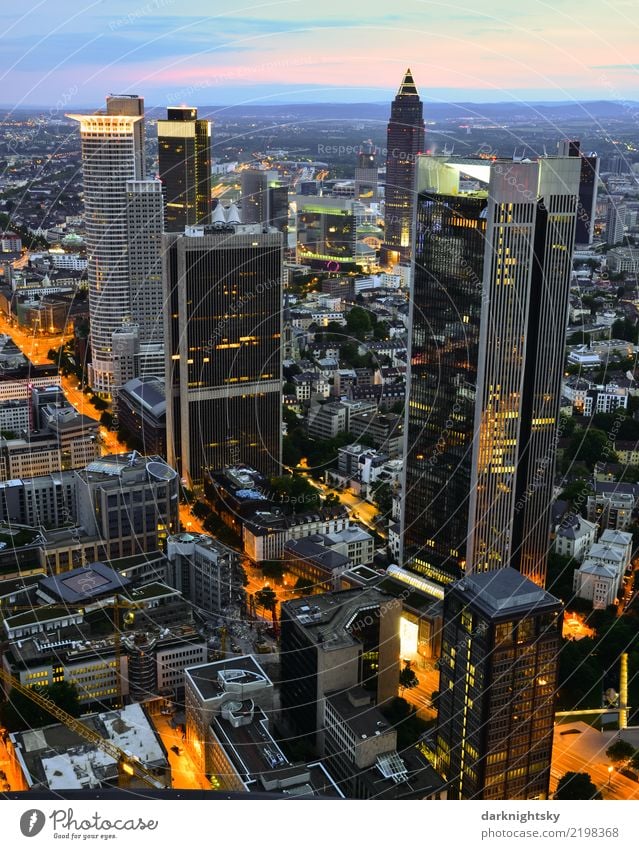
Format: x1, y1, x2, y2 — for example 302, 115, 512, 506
398, 68, 418, 97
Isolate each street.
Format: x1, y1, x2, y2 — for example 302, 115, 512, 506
0, 310, 70, 366
550, 722, 639, 800
150, 713, 209, 790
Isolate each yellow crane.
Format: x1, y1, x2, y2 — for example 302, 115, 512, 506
0, 667, 167, 790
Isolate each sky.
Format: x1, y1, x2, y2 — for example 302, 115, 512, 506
1, 0, 638, 109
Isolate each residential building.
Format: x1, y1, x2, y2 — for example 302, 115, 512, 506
283, 536, 350, 592
587, 481, 639, 531
435, 568, 562, 799
403, 154, 581, 587
554, 514, 598, 561
573, 560, 620, 609
164, 224, 283, 484
583, 386, 628, 416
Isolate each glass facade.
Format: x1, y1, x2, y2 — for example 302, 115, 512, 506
404, 193, 488, 583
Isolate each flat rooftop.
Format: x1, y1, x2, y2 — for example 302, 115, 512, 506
460, 567, 561, 616
38, 561, 131, 603
12, 703, 168, 790
185, 655, 270, 702
281, 587, 396, 651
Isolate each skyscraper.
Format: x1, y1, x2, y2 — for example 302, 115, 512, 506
68, 95, 145, 395
606, 199, 626, 245
402, 155, 580, 587
557, 139, 599, 245
380, 69, 425, 266
157, 106, 212, 231
240, 169, 268, 225
354, 143, 378, 201
164, 223, 283, 486
435, 568, 562, 799
126, 179, 164, 346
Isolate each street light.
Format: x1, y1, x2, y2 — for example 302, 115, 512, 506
608, 765, 614, 786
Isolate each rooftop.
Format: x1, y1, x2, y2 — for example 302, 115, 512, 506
185, 655, 270, 702
458, 567, 561, 617
11, 703, 168, 790
38, 561, 131, 604
281, 587, 397, 651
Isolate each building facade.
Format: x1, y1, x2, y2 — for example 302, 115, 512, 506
380, 69, 425, 266
157, 106, 212, 231
402, 155, 580, 587
435, 568, 562, 799
68, 95, 145, 395
164, 224, 283, 484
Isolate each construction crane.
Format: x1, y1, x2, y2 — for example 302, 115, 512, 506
0, 667, 166, 790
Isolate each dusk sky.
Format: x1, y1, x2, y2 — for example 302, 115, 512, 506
1, 0, 638, 108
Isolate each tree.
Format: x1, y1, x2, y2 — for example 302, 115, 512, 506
606, 740, 635, 765
255, 586, 277, 613
346, 306, 372, 340
399, 661, 419, 693
100, 411, 114, 428
261, 560, 284, 580
554, 772, 602, 800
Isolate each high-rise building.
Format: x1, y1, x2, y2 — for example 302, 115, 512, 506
164, 224, 283, 486
68, 95, 145, 395
126, 179, 164, 344
354, 143, 378, 201
157, 106, 212, 231
606, 199, 626, 245
402, 155, 580, 587
435, 568, 562, 799
557, 139, 599, 245
380, 69, 425, 266
240, 169, 268, 224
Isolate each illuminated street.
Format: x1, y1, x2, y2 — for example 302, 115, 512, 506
0, 310, 71, 365
550, 722, 639, 800
562, 611, 596, 641
150, 713, 209, 790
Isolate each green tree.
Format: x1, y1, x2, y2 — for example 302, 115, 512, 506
346, 306, 372, 340
399, 661, 419, 693
100, 411, 114, 428
605, 740, 635, 765
554, 772, 602, 800
255, 586, 277, 613
371, 482, 393, 517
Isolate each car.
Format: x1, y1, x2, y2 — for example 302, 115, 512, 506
559, 728, 581, 736
170, 745, 181, 756
620, 768, 639, 782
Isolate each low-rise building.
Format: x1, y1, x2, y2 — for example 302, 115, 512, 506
9, 703, 170, 791
554, 514, 598, 561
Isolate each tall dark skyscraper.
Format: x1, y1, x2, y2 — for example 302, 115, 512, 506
164, 223, 283, 485
402, 155, 580, 588
435, 568, 562, 799
557, 139, 599, 245
380, 69, 425, 266
157, 107, 212, 231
